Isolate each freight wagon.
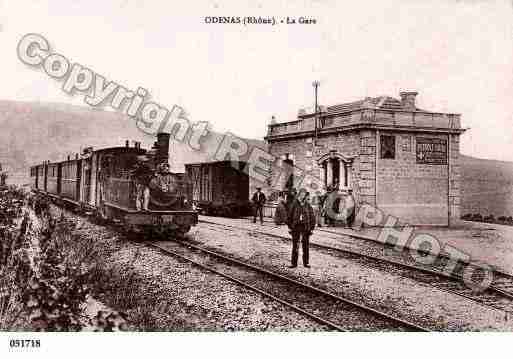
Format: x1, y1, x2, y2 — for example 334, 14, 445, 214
185, 161, 252, 217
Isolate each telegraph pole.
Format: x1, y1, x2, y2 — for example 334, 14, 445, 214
310, 80, 321, 181
312, 81, 320, 145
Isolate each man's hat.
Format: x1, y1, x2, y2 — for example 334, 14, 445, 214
256, 187, 262, 190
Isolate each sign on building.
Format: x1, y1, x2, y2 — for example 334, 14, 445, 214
416, 137, 447, 165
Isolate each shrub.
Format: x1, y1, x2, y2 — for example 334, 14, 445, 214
1, 188, 127, 331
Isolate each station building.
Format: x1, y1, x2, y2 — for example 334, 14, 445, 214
265, 91, 466, 226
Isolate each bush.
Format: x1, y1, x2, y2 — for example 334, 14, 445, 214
22, 219, 91, 331
1, 188, 127, 331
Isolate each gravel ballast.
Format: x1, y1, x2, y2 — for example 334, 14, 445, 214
52, 209, 327, 331
193, 220, 513, 331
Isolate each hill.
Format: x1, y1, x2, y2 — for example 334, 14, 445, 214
2, 100, 513, 218
460, 154, 513, 217
0, 100, 266, 186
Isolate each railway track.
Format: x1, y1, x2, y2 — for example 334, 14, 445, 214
53, 206, 428, 331
149, 239, 429, 331
317, 227, 513, 301
199, 219, 513, 317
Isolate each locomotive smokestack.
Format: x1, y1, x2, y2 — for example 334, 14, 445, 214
156, 132, 171, 166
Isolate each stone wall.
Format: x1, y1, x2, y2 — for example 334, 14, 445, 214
449, 134, 461, 223
357, 130, 377, 208
267, 131, 360, 194
376, 131, 451, 225
267, 129, 463, 226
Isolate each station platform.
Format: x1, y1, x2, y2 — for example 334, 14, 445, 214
199, 215, 513, 276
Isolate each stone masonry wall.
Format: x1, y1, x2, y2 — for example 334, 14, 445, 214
449, 134, 461, 223
268, 132, 360, 195
357, 130, 377, 209
376, 131, 450, 225
268, 129, 463, 226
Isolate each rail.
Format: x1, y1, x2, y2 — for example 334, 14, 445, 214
150, 237, 429, 331
200, 219, 513, 316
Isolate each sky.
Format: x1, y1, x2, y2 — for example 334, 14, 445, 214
1, 0, 513, 161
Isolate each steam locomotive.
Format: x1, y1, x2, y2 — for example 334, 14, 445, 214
29, 132, 198, 237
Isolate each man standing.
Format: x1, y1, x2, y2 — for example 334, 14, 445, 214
133, 155, 153, 211
251, 187, 266, 224
287, 188, 316, 268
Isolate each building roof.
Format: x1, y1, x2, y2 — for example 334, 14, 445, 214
267, 91, 464, 140
299, 95, 427, 117
329, 96, 419, 113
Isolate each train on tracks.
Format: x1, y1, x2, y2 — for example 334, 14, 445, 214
29, 132, 198, 237
185, 160, 253, 217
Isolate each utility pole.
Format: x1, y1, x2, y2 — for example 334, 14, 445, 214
312, 81, 320, 145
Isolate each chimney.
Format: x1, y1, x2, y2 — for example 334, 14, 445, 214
67, 155, 70, 161
400, 91, 418, 111
125, 140, 130, 147
155, 132, 171, 166
75, 153, 79, 160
